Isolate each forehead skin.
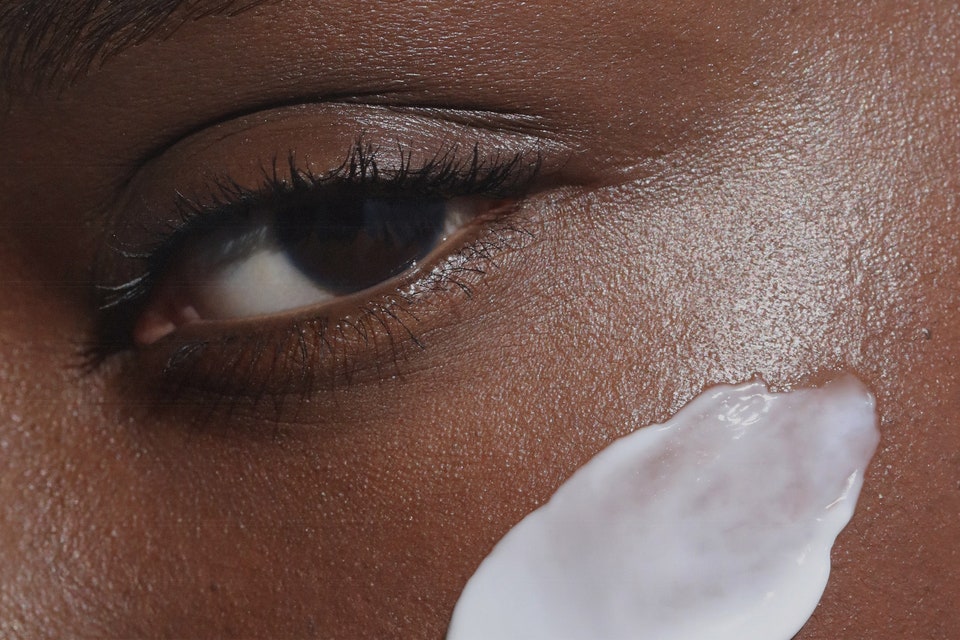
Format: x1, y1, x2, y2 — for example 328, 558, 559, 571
0, 1, 958, 638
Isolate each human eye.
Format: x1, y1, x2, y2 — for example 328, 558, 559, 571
89, 136, 545, 399
126, 143, 536, 343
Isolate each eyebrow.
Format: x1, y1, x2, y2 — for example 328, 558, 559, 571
0, 0, 274, 92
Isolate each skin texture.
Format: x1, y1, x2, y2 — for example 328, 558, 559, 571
0, 0, 958, 637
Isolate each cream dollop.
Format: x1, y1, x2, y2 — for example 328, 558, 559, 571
447, 376, 879, 640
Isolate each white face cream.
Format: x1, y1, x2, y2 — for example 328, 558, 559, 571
447, 376, 879, 640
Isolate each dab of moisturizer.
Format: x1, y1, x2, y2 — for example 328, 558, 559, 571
447, 376, 879, 640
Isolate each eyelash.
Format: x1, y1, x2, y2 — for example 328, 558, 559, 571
86, 140, 541, 394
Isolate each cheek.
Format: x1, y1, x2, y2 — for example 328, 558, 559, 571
550, 176, 868, 404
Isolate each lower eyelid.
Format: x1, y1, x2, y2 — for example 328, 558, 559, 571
123, 211, 535, 402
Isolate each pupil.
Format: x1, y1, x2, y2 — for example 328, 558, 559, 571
275, 190, 447, 295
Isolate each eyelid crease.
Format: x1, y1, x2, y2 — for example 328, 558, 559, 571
373, 104, 561, 139
124, 97, 566, 189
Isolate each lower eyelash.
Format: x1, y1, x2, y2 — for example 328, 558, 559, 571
101, 214, 535, 412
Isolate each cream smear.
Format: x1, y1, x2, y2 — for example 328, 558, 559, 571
447, 376, 879, 640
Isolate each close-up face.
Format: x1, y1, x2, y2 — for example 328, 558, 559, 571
0, 1, 957, 637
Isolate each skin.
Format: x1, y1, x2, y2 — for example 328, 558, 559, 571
1, 0, 958, 637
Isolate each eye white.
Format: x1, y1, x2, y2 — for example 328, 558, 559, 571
193, 245, 337, 319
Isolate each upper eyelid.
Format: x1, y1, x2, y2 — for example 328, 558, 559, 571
84, 102, 571, 254
133, 100, 571, 183
111, 101, 571, 212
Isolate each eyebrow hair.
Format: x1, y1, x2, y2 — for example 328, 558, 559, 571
0, 0, 274, 92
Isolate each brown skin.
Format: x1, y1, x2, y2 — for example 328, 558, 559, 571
1, 0, 958, 637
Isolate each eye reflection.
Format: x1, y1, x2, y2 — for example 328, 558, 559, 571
132, 191, 482, 346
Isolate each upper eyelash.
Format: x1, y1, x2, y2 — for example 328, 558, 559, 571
86, 140, 542, 365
